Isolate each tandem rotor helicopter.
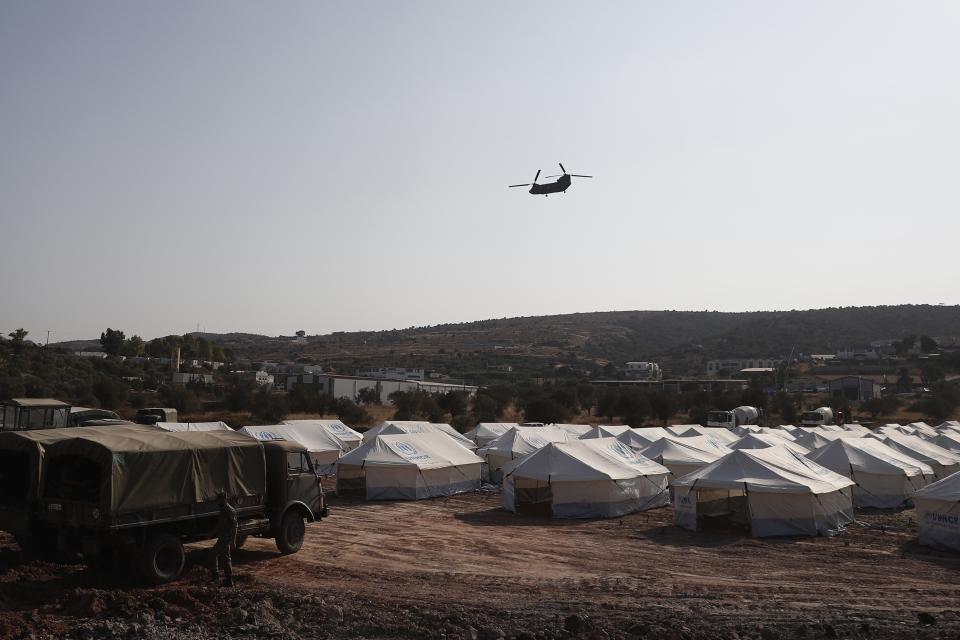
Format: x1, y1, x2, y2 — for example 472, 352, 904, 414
508, 163, 592, 196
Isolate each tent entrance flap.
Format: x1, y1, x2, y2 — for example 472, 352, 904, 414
515, 479, 553, 517
336, 466, 366, 498
696, 488, 750, 532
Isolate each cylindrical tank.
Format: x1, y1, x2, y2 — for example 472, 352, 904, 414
732, 406, 761, 426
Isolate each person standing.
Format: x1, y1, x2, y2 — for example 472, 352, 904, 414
210, 492, 238, 587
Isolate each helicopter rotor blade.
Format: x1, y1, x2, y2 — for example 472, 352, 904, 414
543, 174, 561, 179
558, 162, 566, 174
508, 183, 531, 188
570, 174, 592, 178
533, 169, 541, 183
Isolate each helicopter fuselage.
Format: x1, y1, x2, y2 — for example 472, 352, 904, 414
528, 174, 571, 195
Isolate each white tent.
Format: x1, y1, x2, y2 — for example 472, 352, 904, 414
364, 421, 476, 450
876, 423, 916, 437
668, 425, 741, 444
579, 425, 631, 439
155, 421, 232, 432
618, 427, 672, 448
728, 433, 811, 456
477, 426, 573, 482
778, 424, 799, 433
912, 471, 960, 552
754, 427, 798, 441
363, 420, 432, 440
672, 448, 855, 538
502, 438, 671, 519
463, 423, 518, 447
806, 438, 933, 509
793, 430, 862, 452
930, 432, 960, 455
550, 424, 593, 437
936, 420, 960, 433
839, 423, 870, 435
867, 433, 960, 480
282, 419, 363, 451
639, 437, 728, 478
336, 432, 483, 500
908, 422, 939, 439
240, 423, 345, 474
666, 424, 702, 437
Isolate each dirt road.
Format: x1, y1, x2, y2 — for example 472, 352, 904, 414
0, 494, 958, 639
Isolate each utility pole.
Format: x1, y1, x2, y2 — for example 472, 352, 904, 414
45, 330, 51, 347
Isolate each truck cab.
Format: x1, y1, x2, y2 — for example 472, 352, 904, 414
261, 440, 327, 553
134, 407, 177, 425
1, 399, 71, 431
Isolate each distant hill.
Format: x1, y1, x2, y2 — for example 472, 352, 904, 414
165, 305, 960, 381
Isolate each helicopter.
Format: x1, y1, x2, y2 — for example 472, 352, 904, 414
509, 163, 592, 196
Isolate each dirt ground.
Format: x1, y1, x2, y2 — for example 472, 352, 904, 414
1, 493, 959, 639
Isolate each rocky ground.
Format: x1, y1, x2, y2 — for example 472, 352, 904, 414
0, 494, 959, 639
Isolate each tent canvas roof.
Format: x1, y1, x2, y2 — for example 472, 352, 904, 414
913, 469, 960, 502
867, 433, 960, 467
367, 421, 475, 449
671, 447, 855, 494
580, 425, 631, 439
807, 437, 934, 477
729, 433, 811, 456
239, 423, 345, 453
464, 423, 518, 442
155, 421, 232, 432
282, 419, 363, 443
507, 438, 669, 483
337, 432, 483, 470
639, 437, 728, 466
478, 426, 573, 457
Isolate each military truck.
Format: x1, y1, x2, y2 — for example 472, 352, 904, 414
134, 407, 177, 425
0, 424, 151, 545
1, 398, 71, 431
34, 429, 326, 583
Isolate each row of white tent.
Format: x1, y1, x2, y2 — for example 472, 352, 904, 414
150, 417, 959, 550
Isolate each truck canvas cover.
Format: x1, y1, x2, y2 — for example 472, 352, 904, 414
43, 430, 265, 516
0, 424, 155, 503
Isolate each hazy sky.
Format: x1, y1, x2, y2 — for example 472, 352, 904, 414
2, 1, 959, 342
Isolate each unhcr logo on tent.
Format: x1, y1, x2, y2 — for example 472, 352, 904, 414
329, 424, 347, 433
608, 442, 635, 460
393, 440, 431, 462
924, 512, 959, 526
395, 441, 418, 455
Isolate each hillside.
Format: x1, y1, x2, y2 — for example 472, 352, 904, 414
169, 305, 960, 381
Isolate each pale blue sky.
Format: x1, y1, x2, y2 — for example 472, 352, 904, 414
2, 1, 959, 341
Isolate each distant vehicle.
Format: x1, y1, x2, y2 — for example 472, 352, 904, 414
134, 407, 178, 425
1, 398, 71, 431
68, 407, 123, 427
509, 163, 592, 196
801, 407, 834, 427
706, 406, 762, 429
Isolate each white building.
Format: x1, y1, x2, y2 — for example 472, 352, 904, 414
172, 372, 214, 385
285, 374, 476, 404
624, 362, 661, 380
355, 367, 426, 381
240, 370, 274, 386
706, 358, 780, 377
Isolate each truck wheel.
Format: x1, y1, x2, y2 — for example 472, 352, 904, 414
233, 535, 248, 550
275, 511, 305, 554
140, 534, 185, 584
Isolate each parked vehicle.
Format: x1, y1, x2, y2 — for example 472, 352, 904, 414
34, 429, 326, 583
0, 398, 71, 431
134, 407, 177, 425
706, 406, 763, 429
800, 407, 834, 427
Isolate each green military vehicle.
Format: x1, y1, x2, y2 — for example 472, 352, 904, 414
31, 429, 326, 583
0, 424, 151, 544
1, 398, 72, 431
